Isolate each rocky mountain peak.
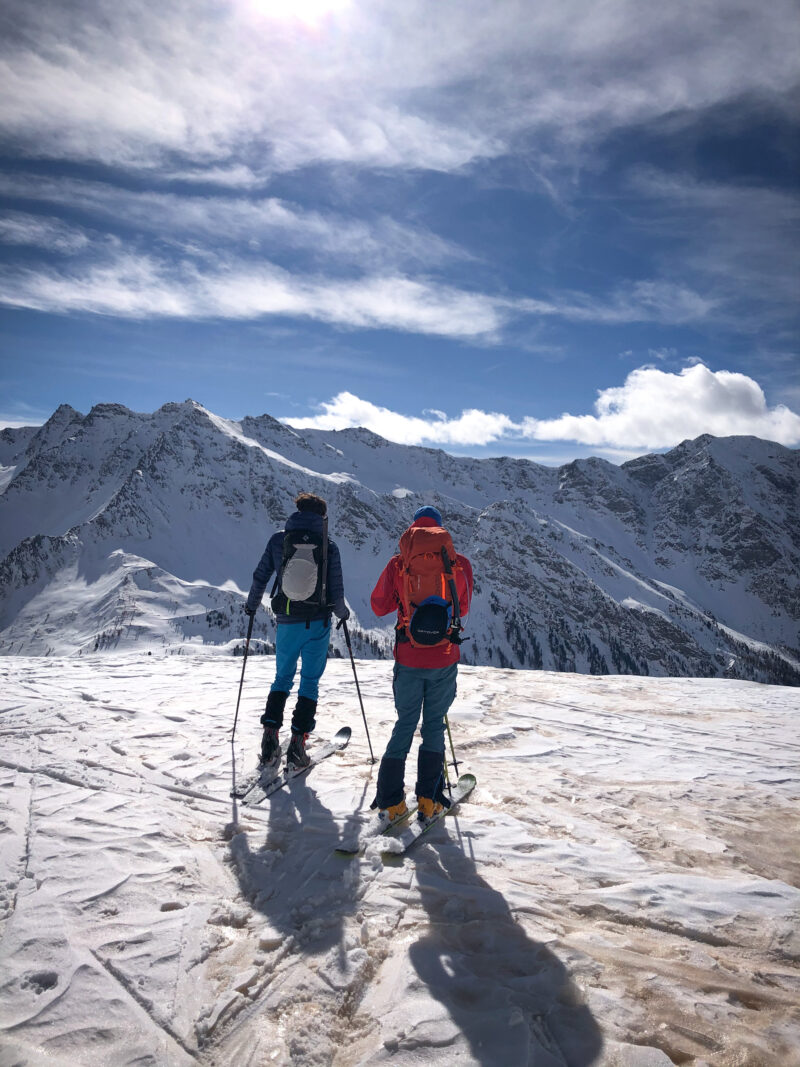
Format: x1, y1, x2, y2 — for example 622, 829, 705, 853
0, 403, 797, 684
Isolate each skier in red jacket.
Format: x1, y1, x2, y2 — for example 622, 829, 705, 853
370, 505, 473, 823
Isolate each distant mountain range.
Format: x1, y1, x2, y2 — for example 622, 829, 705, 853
1, 400, 798, 684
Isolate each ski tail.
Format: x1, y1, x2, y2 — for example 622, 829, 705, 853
336, 801, 418, 854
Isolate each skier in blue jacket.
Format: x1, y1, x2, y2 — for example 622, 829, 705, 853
245, 493, 349, 769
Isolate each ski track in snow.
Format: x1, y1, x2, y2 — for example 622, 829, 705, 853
0, 653, 798, 1067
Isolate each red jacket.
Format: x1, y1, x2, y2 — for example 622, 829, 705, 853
370, 517, 474, 668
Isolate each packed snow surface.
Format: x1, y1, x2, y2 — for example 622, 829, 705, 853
1, 652, 798, 1066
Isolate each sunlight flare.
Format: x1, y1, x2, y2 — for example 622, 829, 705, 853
239, 0, 352, 26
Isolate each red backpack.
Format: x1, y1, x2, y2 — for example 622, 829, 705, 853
396, 525, 463, 647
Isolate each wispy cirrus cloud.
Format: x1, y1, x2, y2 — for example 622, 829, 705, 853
0, 242, 718, 338
0, 0, 796, 455
518, 281, 716, 326
0, 401, 50, 430
1, 0, 797, 178
0, 1, 795, 344
629, 169, 800, 324
286, 365, 800, 449
0, 174, 469, 271
0, 253, 504, 337
0, 211, 90, 254
0, 0, 493, 175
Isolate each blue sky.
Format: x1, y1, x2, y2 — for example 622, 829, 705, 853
1, 0, 798, 462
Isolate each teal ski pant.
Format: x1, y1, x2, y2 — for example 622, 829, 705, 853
384, 662, 457, 759
270, 618, 331, 702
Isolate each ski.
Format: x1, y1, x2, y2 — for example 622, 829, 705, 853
336, 802, 419, 855
232, 763, 280, 802
381, 773, 476, 854
241, 727, 351, 806
231, 739, 290, 800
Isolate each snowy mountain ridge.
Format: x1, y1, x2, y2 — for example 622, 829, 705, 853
0, 399, 798, 684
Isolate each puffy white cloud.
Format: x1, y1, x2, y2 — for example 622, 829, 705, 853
285, 366, 800, 450
285, 392, 517, 446
524, 364, 800, 447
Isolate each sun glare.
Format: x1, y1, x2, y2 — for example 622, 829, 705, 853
243, 0, 351, 26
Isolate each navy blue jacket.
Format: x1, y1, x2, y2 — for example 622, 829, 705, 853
246, 511, 346, 624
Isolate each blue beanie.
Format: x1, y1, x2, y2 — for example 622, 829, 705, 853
413, 505, 443, 525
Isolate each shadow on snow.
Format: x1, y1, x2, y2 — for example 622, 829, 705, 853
227, 770, 365, 958
408, 819, 604, 1067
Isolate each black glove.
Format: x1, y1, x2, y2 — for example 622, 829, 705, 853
337, 606, 351, 622
244, 605, 257, 617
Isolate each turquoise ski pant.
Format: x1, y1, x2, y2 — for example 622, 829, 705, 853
384, 662, 457, 759
270, 619, 331, 702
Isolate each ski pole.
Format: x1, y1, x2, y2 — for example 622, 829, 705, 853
231, 612, 254, 746
337, 618, 376, 763
444, 713, 460, 779
441, 742, 452, 791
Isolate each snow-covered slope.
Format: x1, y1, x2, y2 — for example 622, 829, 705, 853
1, 653, 798, 1065
0, 401, 798, 684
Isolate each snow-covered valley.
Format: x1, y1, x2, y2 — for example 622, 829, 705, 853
1, 651, 798, 1066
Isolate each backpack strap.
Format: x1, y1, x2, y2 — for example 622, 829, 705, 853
440, 546, 463, 645
269, 531, 285, 599
395, 562, 410, 641
320, 514, 329, 607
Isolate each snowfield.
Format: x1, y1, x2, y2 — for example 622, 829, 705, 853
0, 651, 798, 1067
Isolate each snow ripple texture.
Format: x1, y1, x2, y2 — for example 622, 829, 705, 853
0, 652, 798, 1066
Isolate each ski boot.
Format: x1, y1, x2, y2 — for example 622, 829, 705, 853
260, 691, 288, 768
417, 796, 445, 823
378, 799, 409, 825
286, 730, 311, 769
260, 727, 280, 769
